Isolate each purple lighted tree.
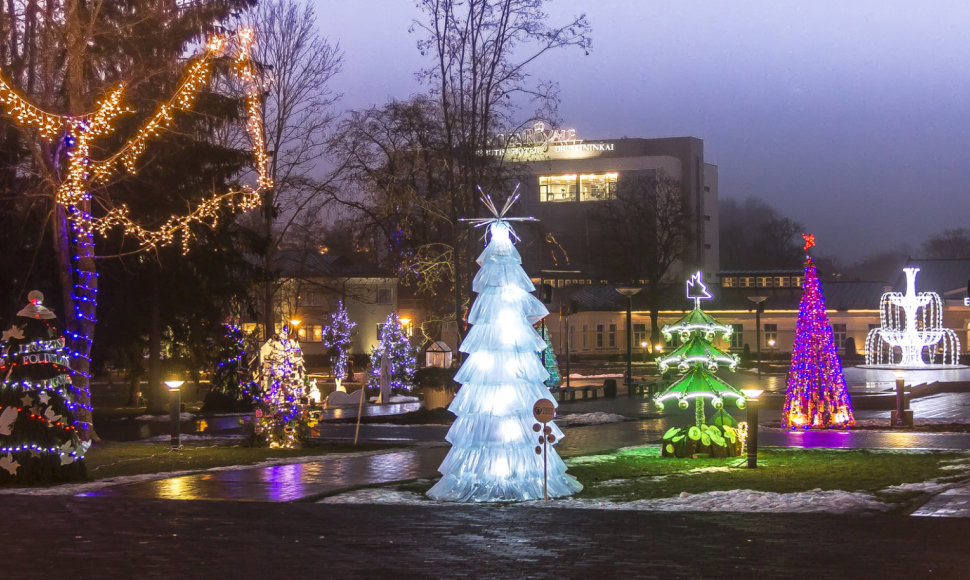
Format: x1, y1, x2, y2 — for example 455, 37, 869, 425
782, 234, 855, 429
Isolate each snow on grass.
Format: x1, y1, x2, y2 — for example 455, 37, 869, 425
531, 488, 891, 514
368, 395, 420, 404
556, 412, 627, 426
132, 412, 197, 422
319, 487, 892, 513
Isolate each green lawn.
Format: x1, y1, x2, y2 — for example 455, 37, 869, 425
84, 440, 398, 480
566, 446, 970, 504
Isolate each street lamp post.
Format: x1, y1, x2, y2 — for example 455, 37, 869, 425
165, 380, 184, 451
747, 296, 767, 382
742, 388, 764, 468
616, 286, 641, 389
892, 371, 914, 427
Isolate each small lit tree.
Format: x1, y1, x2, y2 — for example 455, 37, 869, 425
537, 324, 562, 388
252, 329, 307, 448
203, 323, 259, 412
322, 301, 356, 391
369, 313, 416, 392
0, 291, 87, 483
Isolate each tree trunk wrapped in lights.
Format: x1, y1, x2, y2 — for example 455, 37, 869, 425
653, 272, 744, 458
428, 192, 581, 502
782, 235, 855, 429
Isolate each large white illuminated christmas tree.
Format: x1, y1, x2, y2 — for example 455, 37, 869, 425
428, 191, 581, 502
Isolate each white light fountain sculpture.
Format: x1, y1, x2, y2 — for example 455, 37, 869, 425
865, 267, 961, 368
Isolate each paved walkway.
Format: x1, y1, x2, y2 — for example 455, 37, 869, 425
4, 496, 969, 578
75, 379, 970, 516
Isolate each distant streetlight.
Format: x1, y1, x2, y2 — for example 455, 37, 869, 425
164, 380, 184, 451
747, 296, 767, 382
399, 316, 411, 338
742, 388, 764, 468
616, 286, 641, 388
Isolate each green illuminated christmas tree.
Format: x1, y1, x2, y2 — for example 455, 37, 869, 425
653, 273, 744, 458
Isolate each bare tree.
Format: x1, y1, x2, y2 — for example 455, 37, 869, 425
922, 228, 970, 259
719, 196, 804, 270
243, 0, 343, 340
593, 170, 692, 343
336, 0, 590, 347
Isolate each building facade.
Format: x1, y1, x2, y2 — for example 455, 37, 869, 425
490, 133, 719, 286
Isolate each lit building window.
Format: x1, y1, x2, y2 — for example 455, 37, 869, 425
579, 172, 618, 201
764, 324, 777, 347
757, 276, 772, 287
538, 174, 577, 202
740, 277, 753, 288
722, 277, 736, 288
633, 323, 647, 345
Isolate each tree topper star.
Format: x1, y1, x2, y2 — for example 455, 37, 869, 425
459, 184, 537, 243
802, 233, 815, 252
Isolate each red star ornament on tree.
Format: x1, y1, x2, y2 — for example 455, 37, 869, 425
802, 233, 815, 252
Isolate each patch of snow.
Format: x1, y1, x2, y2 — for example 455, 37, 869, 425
687, 466, 732, 474
556, 412, 626, 426
320, 486, 891, 514
567, 373, 623, 379
318, 489, 431, 505
367, 395, 421, 404
882, 481, 954, 494
132, 412, 196, 422
531, 488, 891, 514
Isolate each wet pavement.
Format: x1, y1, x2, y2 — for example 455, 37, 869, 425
73, 372, 970, 517
3, 496, 969, 578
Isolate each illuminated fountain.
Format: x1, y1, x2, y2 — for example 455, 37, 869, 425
865, 267, 961, 368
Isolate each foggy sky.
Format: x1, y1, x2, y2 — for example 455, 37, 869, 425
313, 1, 970, 263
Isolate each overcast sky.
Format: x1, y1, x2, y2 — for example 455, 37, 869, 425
314, 1, 970, 262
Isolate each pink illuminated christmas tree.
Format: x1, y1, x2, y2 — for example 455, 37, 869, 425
782, 234, 855, 429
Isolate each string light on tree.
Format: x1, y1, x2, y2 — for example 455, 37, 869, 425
782, 234, 855, 429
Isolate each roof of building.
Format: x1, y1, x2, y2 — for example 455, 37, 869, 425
556, 280, 889, 313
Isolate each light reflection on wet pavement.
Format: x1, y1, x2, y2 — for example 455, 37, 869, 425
84, 373, 970, 503
80, 447, 450, 502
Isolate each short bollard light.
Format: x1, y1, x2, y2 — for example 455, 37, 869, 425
741, 388, 764, 468
165, 380, 184, 451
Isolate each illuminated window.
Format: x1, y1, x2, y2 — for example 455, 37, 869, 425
538, 174, 577, 202
633, 323, 647, 345
722, 277, 736, 288
764, 324, 777, 346
740, 277, 753, 288
299, 325, 322, 342
757, 276, 772, 287
579, 172, 618, 201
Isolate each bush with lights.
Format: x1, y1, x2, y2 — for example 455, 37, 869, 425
322, 300, 356, 391
250, 328, 308, 448
368, 313, 416, 393
653, 273, 745, 458
0, 291, 87, 483
427, 192, 581, 502
203, 323, 259, 413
